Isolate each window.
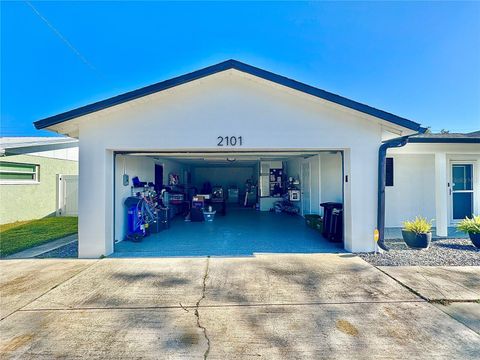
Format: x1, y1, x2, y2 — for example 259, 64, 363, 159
0, 162, 40, 184
386, 157, 394, 187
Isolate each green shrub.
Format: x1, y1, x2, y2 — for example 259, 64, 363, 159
457, 215, 480, 234
403, 217, 432, 234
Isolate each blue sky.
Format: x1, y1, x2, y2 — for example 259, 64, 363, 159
1, 1, 479, 136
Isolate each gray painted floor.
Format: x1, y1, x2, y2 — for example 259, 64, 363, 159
114, 207, 343, 257
1, 255, 479, 359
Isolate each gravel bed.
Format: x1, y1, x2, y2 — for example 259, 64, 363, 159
358, 238, 480, 266
36, 241, 78, 258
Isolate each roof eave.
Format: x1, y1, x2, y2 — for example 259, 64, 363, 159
409, 138, 480, 144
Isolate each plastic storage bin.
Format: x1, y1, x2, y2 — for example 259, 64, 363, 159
203, 210, 216, 222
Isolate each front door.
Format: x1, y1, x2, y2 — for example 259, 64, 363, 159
301, 162, 311, 215
451, 163, 474, 221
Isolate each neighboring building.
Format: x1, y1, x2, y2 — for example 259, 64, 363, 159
0, 137, 79, 224
32, 60, 479, 258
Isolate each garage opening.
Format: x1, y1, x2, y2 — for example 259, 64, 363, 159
113, 151, 344, 256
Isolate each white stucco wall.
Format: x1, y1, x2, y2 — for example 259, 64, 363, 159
385, 154, 436, 227
69, 70, 401, 257
387, 143, 480, 230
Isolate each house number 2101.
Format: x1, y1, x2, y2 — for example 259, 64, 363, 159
217, 136, 243, 147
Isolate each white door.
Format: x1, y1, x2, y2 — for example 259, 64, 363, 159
450, 162, 475, 222
301, 162, 311, 215
57, 174, 79, 216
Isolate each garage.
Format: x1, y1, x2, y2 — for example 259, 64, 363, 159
113, 151, 344, 256
33, 60, 425, 257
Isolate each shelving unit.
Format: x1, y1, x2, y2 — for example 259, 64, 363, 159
269, 168, 284, 196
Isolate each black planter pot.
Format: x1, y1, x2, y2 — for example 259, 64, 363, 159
402, 230, 432, 249
469, 233, 480, 248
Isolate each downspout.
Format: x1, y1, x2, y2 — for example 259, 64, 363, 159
377, 136, 410, 250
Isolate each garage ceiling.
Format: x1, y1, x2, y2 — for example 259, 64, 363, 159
121, 151, 336, 167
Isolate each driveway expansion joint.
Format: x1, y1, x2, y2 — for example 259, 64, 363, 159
0, 260, 101, 322
373, 266, 429, 301
14, 299, 427, 313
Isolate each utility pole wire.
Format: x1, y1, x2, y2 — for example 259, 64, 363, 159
24, 1, 104, 78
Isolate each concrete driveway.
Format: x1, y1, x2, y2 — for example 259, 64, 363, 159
1, 254, 479, 359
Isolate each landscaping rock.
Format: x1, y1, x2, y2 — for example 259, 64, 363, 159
358, 238, 480, 266
36, 241, 78, 258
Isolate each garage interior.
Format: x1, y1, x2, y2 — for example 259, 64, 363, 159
113, 151, 344, 256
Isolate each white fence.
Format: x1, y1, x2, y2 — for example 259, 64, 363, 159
56, 174, 78, 216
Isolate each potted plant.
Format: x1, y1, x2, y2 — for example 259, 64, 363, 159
456, 215, 480, 248
402, 217, 432, 249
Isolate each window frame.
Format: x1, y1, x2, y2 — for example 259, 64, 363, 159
0, 161, 40, 185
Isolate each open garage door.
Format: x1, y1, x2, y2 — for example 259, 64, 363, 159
113, 151, 344, 257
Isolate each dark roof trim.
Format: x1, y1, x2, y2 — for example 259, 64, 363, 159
34, 59, 425, 132
4, 142, 78, 155
409, 137, 480, 144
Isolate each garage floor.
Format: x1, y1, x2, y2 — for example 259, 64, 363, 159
113, 207, 343, 257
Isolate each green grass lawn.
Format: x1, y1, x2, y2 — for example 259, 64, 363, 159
0, 217, 78, 257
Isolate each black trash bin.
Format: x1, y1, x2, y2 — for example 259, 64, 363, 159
320, 202, 343, 242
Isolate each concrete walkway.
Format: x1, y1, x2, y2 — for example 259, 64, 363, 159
5, 234, 77, 259
378, 265, 480, 338
1, 255, 479, 359
378, 266, 480, 301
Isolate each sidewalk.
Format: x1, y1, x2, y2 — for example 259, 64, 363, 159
378, 266, 480, 335
378, 266, 480, 301
5, 234, 78, 259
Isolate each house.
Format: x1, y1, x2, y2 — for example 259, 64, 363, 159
32, 60, 479, 258
385, 131, 479, 237
0, 137, 79, 224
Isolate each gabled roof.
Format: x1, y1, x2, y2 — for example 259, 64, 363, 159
34, 59, 425, 132
409, 131, 480, 144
